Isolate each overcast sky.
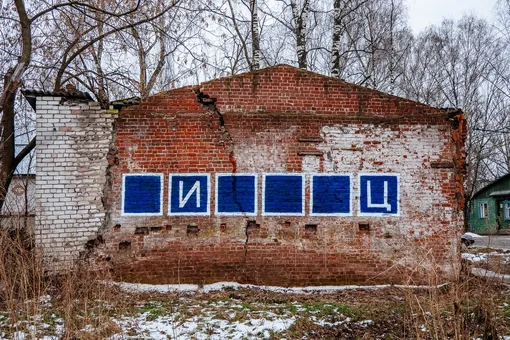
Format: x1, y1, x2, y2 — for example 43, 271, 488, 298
407, 0, 498, 34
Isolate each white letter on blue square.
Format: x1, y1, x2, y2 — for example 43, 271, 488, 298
263, 174, 304, 216
169, 174, 210, 215
359, 174, 399, 216
122, 174, 163, 216
310, 174, 351, 216
215, 174, 257, 216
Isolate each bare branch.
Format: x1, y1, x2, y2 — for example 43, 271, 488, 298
30, 0, 142, 23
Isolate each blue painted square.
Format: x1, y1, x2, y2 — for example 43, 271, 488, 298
123, 175, 162, 214
359, 175, 399, 215
311, 175, 350, 215
264, 175, 303, 215
169, 175, 209, 215
216, 175, 256, 215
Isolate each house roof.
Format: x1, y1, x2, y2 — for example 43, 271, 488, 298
22, 85, 93, 111
22, 88, 92, 100
23, 65, 464, 120
472, 173, 510, 199
489, 190, 510, 197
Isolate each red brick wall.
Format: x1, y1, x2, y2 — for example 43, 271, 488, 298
103, 65, 466, 285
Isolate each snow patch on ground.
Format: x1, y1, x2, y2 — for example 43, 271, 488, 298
359, 319, 374, 327
462, 251, 510, 263
462, 253, 489, 262
471, 267, 510, 283
113, 281, 449, 294
314, 317, 350, 327
107, 310, 296, 339
464, 232, 484, 238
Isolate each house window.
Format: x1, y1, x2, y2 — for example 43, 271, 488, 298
504, 201, 510, 221
479, 202, 488, 219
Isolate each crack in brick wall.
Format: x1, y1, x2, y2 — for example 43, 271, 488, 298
33, 66, 466, 285
195, 88, 252, 280
99, 66, 465, 285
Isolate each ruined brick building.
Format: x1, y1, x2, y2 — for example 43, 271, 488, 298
23, 65, 466, 285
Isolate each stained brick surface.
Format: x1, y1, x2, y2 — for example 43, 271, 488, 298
34, 65, 466, 284
102, 65, 466, 285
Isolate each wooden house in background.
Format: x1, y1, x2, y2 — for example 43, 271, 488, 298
470, 174, 510, 234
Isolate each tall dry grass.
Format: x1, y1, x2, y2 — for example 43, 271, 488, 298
0, 228, 123, 339
0, 228, 44, 331
401, 244, 508, 339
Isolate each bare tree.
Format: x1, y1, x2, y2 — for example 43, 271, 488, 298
196, 0, 268, 75
399, 15, 509, 218
258, 0, 330, 71
0, 0, 178, 210
336, 0, 410, 91
64, 0, 184, 102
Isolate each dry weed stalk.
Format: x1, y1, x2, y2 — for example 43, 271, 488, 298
0, 226, 125, 339
0, 228, 44, 330
400, 241, 505, 340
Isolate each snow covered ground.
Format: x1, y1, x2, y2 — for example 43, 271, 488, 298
3, 279, 509, 340
108, 306, 298, 339
2, 291, 375, 340
464, 232, 484, 239
3, 253, 509, 340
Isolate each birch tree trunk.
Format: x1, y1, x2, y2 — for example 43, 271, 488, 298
290, 0, 309, 69
250, 0, 260, 70
331, 0, 342, 77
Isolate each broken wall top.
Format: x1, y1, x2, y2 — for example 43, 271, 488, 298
121, 65, 460, 126
200, 65, 454, 121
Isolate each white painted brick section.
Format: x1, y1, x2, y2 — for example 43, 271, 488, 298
35, 96, 115, 267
